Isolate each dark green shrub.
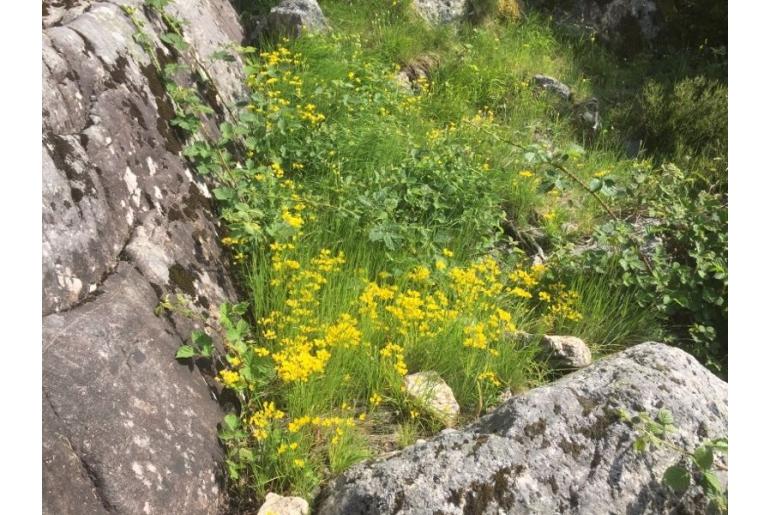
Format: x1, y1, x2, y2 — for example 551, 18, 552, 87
554, 162, 727, 375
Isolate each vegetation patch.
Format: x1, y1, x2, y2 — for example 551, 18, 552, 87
132, 0, 727, 506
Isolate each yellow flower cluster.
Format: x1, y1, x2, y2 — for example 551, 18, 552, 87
221, 236, 243, 246
262, 247, 354, 383
281, 208, 304, 229
273, 336, 331, 383
298, 103, 326, 124
477, 370, 502, 387
250, 401, 285, 441
448, 256, 504, 311
219, 369, 240, 387
544, 284, 583, 322
359, 281, 397, 321
379, 342, 408, 376
407, 265, 431, 282
287, 415, 356, 433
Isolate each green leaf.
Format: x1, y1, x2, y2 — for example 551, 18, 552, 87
588, 178, 603, 193
700, 470, 723, 496
239, 448, 255, 462
212, 187, 235, 200
226, 460, 240, 480
708, 438, 728, 452
211, 49, 236, 62
692, 446, 714, 470
657, 409, 674, 426
191, 331, 214, 358
633, 437, 648, 453
223, 413, 240, 431
175, 345, 196, 359
663, 465, 691, 493
160, 32, 189, 51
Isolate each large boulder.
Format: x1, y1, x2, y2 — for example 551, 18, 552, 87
266, 0, 329, 38
42, 0, 245, 512
316, 343, 728, 514
527, 0, 662, 55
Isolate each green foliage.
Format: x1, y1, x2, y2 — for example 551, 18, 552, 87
619, 408, 728, 513
135, 0, 727, 505
557, 161, 727, 374
632, 76, 727, 180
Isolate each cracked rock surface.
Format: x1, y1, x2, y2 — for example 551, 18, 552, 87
42, 1, 245, 512
316, 343, 728, 515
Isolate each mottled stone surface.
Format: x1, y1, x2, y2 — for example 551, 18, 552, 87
257, 493, 310, 515
42, 0, 245, 512
266, 0, 328, 38
316, 343, 728, 514
533, 74, 573, 101
413, 0, 468, 24
527, 0, 662, 54
540, 334, 592, 369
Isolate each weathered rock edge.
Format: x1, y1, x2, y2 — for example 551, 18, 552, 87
43, 1, 246, 513
316, 342, 727, 514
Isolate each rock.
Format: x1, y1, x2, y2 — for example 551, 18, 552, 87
257, 493, 310, 515
43, 0, 244, 512
527, 0, 661, 55
533, 74, 573, 101
572, 96, 602, 137
395, 53, 440, 92
265, 0, 328, 38
413, 0, 468, 24
316, 343, 728, 514
540, 334, 593, 369
404, 372, 460, 427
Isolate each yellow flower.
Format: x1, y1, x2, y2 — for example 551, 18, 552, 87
538, 291, 552, 302
281, 209, 304, 229
435, 259, 447, 271
519, 170, 534, 178
543, 210, 556, 221
219, 369, 240, 387
478, 371, 502, 387
407, 265, 430, 282
442, 248, 454, 258
293, 458, 305, 468
228, 356, 242, 367
511, 287, 532, 299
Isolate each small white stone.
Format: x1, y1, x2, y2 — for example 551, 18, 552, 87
257, 493, 309, 515
404, 371, 460, 427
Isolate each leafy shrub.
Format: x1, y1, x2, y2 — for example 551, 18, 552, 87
554, 162, 727, 375
633, 76, 727, 181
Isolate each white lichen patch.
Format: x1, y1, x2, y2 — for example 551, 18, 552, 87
131, 461, 144, 478
123, 166, 142, 207
56, 266, 83, 297
146, 156, 158, 176
133, 435, 150, 448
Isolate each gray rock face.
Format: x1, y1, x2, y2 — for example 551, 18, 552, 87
316, 343, 728, 514
43, 0, 245, 512
533, 74, 573, 101
266, 0, 328, 38
413, 0, 468, 24
528, 0, 661, 54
